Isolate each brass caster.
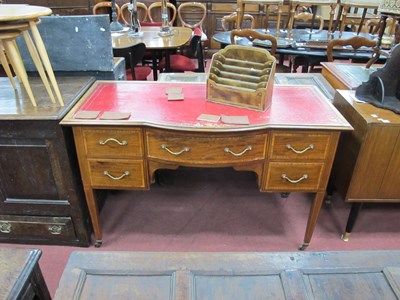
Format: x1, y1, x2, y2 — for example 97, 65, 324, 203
298, 243, 309, 251
341, 232, 351, 242
325, 194, 332, 205
94, 240, 103, 248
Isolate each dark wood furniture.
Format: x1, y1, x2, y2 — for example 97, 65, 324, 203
330, 90, 400, 241
0, 247, 50, 300
61, 81, 351, 250
55, 250, 400, 299
0, 77, 94, 246
3, 0, 95, 15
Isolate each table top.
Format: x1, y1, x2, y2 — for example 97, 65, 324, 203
0, 247, 42, 299
61, 81, 351, 132
214, 29, 377, 59
112, 26, 192, 50
55, 250, 400, 300
0, 4, 52, 22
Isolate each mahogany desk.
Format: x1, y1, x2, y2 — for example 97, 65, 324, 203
55, 250, 400, 299
61, 81, 352, 250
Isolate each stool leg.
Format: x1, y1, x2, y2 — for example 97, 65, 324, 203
29, 20, 64, 106
22, 31, 56, 103
0, 41, 17, 90
3, 39, 37, 106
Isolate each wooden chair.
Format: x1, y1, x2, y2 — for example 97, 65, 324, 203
230, 29, 277, 55
293, 11, 324, 32
126, 43, 152, 80
93, 1, 122, 22
121, 2, 148, 25
159, 32, 205, 73
326, 36, 377, 62
221, 12, 255, 31
236, 0, 283, 36
287, 0, 337, 38
337, 0, 380, 36
148, 1, 177, 26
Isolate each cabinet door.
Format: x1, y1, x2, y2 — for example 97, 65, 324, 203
379, 131, 400, 199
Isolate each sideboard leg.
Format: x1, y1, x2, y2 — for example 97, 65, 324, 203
341, 202, 363, 242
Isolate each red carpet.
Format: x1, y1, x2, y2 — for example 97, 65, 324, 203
3, 167, 400, 297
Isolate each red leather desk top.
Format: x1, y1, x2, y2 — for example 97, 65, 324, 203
62, 81, 351, 131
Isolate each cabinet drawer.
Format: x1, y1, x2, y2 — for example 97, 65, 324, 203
81, 128, 144, 159
0, 215, 76, 240
264, 162, 324, 191
88, 159, 147, 189
269, 131, 332, 160
146, 130, 267, 164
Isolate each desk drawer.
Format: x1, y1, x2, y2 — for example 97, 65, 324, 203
80, 128, 144, 159
264, 162, 324, 191
88, 159, 147, 189
269, 131, 332, 160
0, 215, 76, 241
146, 129, 267, 164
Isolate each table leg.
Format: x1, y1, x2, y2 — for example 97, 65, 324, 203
299, 191, 325, 251
152, 51, 158, 81
341, 202, 363, 242
28, 20, 64, 106
84, 187, 103, 247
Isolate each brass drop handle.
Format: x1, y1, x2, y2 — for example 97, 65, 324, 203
48, 225, 62, 235
224, 146, 252, 156
99, 138, 128, 146
0, 222, 11, 233
103, 171, 130, 180
281, 174, 308, 184
161, 144, 190, 156
286, 144, 314, 154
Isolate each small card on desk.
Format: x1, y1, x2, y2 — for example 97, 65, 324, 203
100, 112, 131, 120
74, 110, 101, 119
165, 87, 183, 95
197, 114, 221, 122
167, 93, 184, 101
221, 115, 250, 125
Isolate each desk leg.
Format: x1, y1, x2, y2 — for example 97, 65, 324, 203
299, 191, 324, 251
341, 202, 363, 242
84, 187, 103, 247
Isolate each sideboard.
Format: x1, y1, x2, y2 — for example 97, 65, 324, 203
0, 77, 94, 246
61, 81, 351, 249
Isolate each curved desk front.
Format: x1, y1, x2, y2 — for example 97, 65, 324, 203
61, 81, 352, 249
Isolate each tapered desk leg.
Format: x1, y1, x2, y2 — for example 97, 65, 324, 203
0, 41, 17, 90
342, 202, 363, 242
22, 31, 56, 103
84, 187, 103, 247
299, 191, 325, 251
28, 20, 64, 106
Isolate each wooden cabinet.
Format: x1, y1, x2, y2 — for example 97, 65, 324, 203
0, 77, 94, 246
3, 0, 95, 15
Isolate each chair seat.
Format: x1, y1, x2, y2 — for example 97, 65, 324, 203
159, 55, 196, 72
126, 66, 152, 80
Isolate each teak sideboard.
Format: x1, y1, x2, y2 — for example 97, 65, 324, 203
61, 81, 351, 250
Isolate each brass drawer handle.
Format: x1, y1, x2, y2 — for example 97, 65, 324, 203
103, 171, 130, 180
286, 144, 314, 154
161, 144, 190, 156
48, 225, 62, 235
0, 222, 12, 233
281, 174, 308, 184
224, 146, 252, 156
99, 138, 128, 146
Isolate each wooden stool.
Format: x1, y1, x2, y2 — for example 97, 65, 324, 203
0, 5, 64, 106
